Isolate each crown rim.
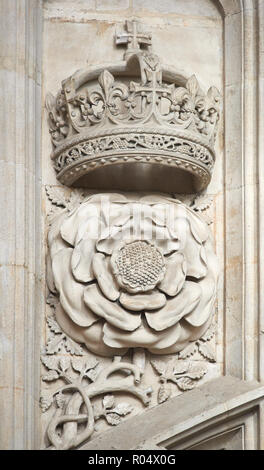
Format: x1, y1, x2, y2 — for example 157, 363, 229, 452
53, 128, 213, 191
51, 126, 215, 160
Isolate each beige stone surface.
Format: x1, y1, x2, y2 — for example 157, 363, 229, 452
1, 0, 264, 451
82, 376, 264, 450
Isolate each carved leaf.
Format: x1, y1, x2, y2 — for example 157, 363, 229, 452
59, 357, 70, 372
178, 343, 197, 359
163, 358, 176, 377
55, 391, 66, 409
98, 70, 114, 95
86, 368, 98, 383
47, 207, 61, 225
172, 361, 189, 376
173, 194, 195, 207
46, 293, 59, 310
111, 403, 133, 416
151, 359, 167, 376
45, 185, 67, 208
158, 384, 171, 404
175, 377, 195, 391
46, 315, 62, 334
66, 190, 85, 211
105, 413, 121, 426
85, 357, 99, 371
199, 213, 213, 226
41, 355, 58, 371
45, 92, 56, 112
199, 323, 216, 342
198, 342, 216, 362
172, 87, 189, 104
46, 334, 64, 355
103, 395, 115, 410
185, 364, 207, 380
42, 370, 60, 382
71, 357, 84, 373
40, 394, 53, 413
207, 86, 220, 104
64, 336, 84, 356
192, 195, 213, 212
186, 75, 200, 98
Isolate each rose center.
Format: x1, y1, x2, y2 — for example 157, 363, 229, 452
111, 240, 165, 293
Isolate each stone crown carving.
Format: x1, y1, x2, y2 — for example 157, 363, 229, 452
46, 20, 221, 192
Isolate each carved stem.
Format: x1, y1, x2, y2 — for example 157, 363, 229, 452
47, 385, 94, 450
47, 362, 152, 450
133, 348, 146, 373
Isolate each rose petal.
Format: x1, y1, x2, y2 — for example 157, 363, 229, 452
83, 193, 128, 204
60, 193, 129, 246
152, 224, 180, 255
140, 195, 174, 205
119, 291, 166, 311
83, 284, 141, 331
52, 248, 99, 327
103, 321, 182, 350
159, 252, 186, 296
55, 304, 127, 357
96, 223, 129, 255
75, 216, 103, 245
187, 209, 209, 244
46, 252, 57, 294
48, 210, 68, 258
148, 320, 212, 355
97, 217, 180, 256
103, 312, 211, 354
166, 200, 208, 243
149, 203, 170, 226
145, 281, 201, 331
71, 239, 96, 283
60, 202, 98, 246
92, 253, 120, 301
185, 239, 207, 279
184, 241, 219, 327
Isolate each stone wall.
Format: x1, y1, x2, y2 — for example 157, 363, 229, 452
1, 0, 264, 450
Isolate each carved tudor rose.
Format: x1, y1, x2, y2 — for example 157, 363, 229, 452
47, 193, 218, 357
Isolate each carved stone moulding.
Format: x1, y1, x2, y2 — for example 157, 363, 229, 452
53, 129, 213, 192
46, 21, 221, 193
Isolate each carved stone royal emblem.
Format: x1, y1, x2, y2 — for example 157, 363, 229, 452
46, 20, 221, 192
43, 20, 221, 451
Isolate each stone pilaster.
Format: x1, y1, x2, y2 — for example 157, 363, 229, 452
0, 0, 43, 449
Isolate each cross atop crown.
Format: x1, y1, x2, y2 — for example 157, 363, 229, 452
116, 20, 152, 57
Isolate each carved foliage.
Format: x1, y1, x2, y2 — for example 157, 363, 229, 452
41, 318, 152, 450
178, 322, 216, 362
42, 187, 218, 450
151, 358, 207, 403
46, 92, 69, 146
53, 132, 214, 174
151, 323, 216, 404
